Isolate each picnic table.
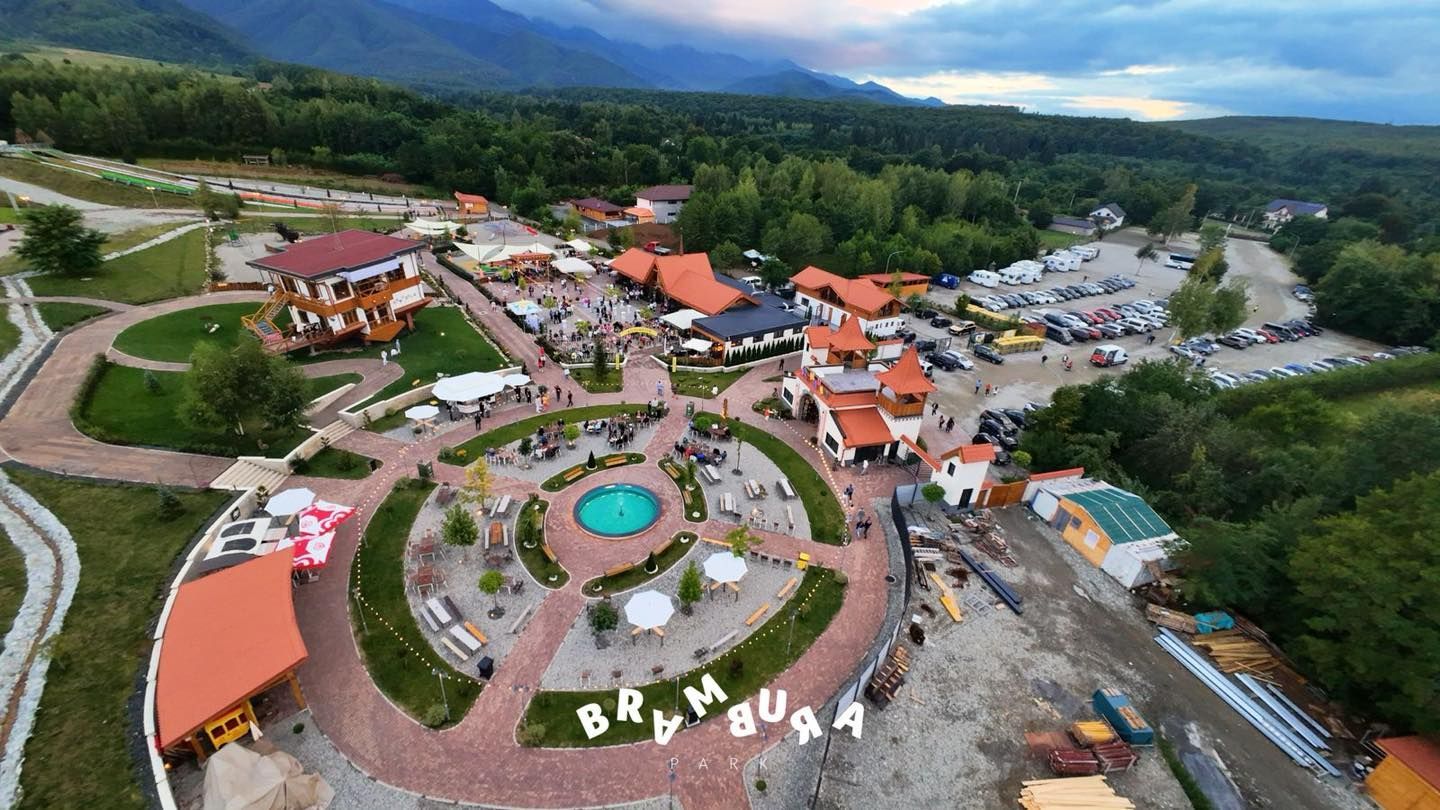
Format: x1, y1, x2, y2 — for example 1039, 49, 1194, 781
777, 479, 797, 499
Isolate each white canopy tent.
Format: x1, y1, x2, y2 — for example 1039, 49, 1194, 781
507, 300, 542, 317
432, 372, 505, 402
264, 488, 315, 517
404, 219, 462, 237
502, 373, 531, 388
624, 590, 675, 630
681, 337, 715, 353
660, 309, 703, 330
551, 257, 594, 276
455, 241, 556, 265
202, 742, 334, 810
703, 551, 748, 584
566, 238, 594, 254
404, 404, 439, 421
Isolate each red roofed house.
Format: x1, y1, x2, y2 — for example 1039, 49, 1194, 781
791, 265, 905, 337
1368, 736, 1440, 810
609, 248, 753, 316
859, 271, 931, 299
782, 316, 935, 465
245, 229, 428, 353
928, 441, 996, 508
155, 551, 307, 759
635, 184, 693, 224
570, 197, 626, 232
453, 191, 489, 220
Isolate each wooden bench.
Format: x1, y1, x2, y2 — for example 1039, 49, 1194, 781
745, 603, 771, 627
786, 505, 796, 531
541, 543, 557, 563
702, 465, 722, 484
652, 539, 673, 557
419, 605, 441, 632
777, 479, 797, 500
604, 455, 628, 468
776, 577, 798, 599
463, 621, 489, 646
508, 603, 533, 634
493, 494, 512, 516
425, 597, 454, 626
701, 536, 729, 548
604, 562, 634, 578
440, 636, 469, 661
563, 467, 585, 482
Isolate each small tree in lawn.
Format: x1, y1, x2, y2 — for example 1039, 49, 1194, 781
564, 423, 581, 447
441, 503, 478, 551
921, 482, 947, 516
592, 334, 609, 381
589, 600, 618, 636
17, 204, 106, 278
644, 551, 659, 573
725, 524, 762, 558
518, 436, 533, 459
677, 561, 703, 616
478, 569, 505, 616
684, 458, 698, 489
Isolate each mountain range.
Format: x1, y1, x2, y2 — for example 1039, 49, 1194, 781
3, 0, 940, 106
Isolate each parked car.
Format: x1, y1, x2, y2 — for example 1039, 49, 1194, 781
1283, 363, 1312, 375
927, 351, 962, 371
1096, 323, 1125, 338
973, 344, 1005, 364
916, 308, 939, 320
1090, 345, 1129, 367
1044, 324, 1075, 345
915, 338, 938, 352
940, 349, 975, 370
1002, 408, 1028, 428
1169, 345, 1198, 360
1218, 333, 1250, 349
979, 418, 1012, 438
929, 316, 953, 328
1067, 326, 1095, 342
1269, 366, 1299, 378
948, 321, 977, 337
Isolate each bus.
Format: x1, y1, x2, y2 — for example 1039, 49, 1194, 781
1164, 252, 1196, 270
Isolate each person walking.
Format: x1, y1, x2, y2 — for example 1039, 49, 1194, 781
567, 391, 574, 407
945, 416, 955, 433
844, 484, 854, 506
1041, 354, 1048, 365
931, 401, 939, 415
984, 382, 992, 397
974, 379, 982, 395
861, 459, 869, 476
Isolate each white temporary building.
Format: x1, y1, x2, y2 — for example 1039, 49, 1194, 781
551, 257, 594, 276
502, 373, 531, 388
432, 371, 505, 402
681, 337, 715, 353
566, 238, 594, 254
507, 300, 542, 317
660, 309, 703, 330
455, 241, 556, 264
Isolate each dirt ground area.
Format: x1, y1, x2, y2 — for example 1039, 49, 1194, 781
914, 228, 1386, 445
791, 506, 1369, 810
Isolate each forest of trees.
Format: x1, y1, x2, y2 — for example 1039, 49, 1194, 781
1021, 356, 1440, 734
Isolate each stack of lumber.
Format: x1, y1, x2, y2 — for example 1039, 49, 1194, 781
864, 645, 911, 708
1018, 776, 1135, 809
1047, 748, 1100, 776
1069, 721, 1116, 746
1191, 630, 1279, 674
1091, 741, 1138, 773
976, 532, 1017, 566
1145, 604, 1198, 634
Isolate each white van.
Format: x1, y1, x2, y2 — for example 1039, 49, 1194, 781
1044, 252, 1081, 273
1089, 344, 1128, 367
1071, 245, 1100, 261
998, 266, 1028, 286
968, 269, 1001, 288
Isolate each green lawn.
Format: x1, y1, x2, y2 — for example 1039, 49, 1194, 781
659, 457, 708, 522
76, 364, 316, 456
515, 498, 569, 588
0, 207, 21, 224
103, 221, 199, 255
27, 228, 208, 304
113, 302, 285, 363
363, 408, 410, 433
0, 308, 17, 357
231, 215, 407, 236
669, 368, 748, 398
568, 366, 624, 393
540, 452, 645, 492
36, 302, 109, 331
522, 567, 844, 746
297, 307, 507, 404
0, 526, 23, 648
695, 412, 846, 544
7, 469, 227, 810
1037, 228, 1089, 250
297, 446, 377, 479
0, 157, 198, 209
353, 479, 481, 727
441, 404, 641, 465
581, 530, 698, 597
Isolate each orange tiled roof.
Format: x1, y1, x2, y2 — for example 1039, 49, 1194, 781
791, 265, 898, 314
624, 206, 655, 220
655, 254, 747, 315
901, 435, 940, 470
454, 191, 488, 208
876, 347, 936, 396
941, 442, 997, 464
829, 315, 875, 353
610, 247, 657, 284
834, 407, 894, 448
1378, 737, 1440, 789
804, 324, 834, 349
859, 272, 930, 285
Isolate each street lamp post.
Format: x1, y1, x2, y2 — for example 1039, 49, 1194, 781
145, 186, 158, 209
786, 608, 798, 655
731, 419, 743, 476
883, 250, 902, 275
432, 668, 450, 721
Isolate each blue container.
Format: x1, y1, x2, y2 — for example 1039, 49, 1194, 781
1092, 688, 1154, 745
1194, 611, 1235, 634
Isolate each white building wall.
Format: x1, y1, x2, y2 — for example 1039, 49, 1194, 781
637, 197, 686, 224
934, 457, 989, 507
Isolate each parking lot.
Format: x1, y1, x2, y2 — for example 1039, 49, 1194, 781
903, 228, 1385, 452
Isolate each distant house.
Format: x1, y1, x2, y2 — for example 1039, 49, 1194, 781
634, 184, 693, 225
453, 191, 489, 220
858, 272, 931, 299
623, 206, 655, 225
917, 440, 996, 509
1028, 479, 1181, 588
569, 197, 626, 232
1089, 203, 1126, 230
1263, 199, 1329, 229
790, 265, 904, 337
1048, 216, 1098, 237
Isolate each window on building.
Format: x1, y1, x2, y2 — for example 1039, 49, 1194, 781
946, 462, 956, 475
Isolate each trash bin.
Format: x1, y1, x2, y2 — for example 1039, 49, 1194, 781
685, 402, 695, 418
476, 656, 495, 679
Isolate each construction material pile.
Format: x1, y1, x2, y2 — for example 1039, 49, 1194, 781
1191, 630, 1279, 675
864, 645, 910, 708
1018, 775, 1134, 809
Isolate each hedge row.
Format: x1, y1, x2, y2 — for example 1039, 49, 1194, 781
1216, 351, 1440, 415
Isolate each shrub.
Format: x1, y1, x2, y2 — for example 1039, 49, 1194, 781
289, 456, 310, 474
755, 779, 767, 792
589, 601, 618, 634
155, 485, 183, 521
142, 369, 161, 394
292, 722, 305, 734
422, 704, 448, 728
518, 723, 547, 746
728, 657, 745, 677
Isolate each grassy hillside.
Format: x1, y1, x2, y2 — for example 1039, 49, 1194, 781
3, 0, 252, 67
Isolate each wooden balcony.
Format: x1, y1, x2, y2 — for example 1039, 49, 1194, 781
878, 395, 926, 418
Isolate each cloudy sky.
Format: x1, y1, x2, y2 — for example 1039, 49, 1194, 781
495, 0, 1438, 123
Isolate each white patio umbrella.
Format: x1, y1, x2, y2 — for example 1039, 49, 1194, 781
502, 373, 531, 388
703, 551, 748, 584
432, 371, 504, 402
404, 404, 440, 421
624, 590, 675, 630
265, 487, 316, 516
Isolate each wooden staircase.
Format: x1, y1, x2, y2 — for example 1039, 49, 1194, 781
242, 292, 287, 346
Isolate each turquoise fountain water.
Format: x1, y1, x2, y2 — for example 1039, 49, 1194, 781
573, 483, 661, 537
